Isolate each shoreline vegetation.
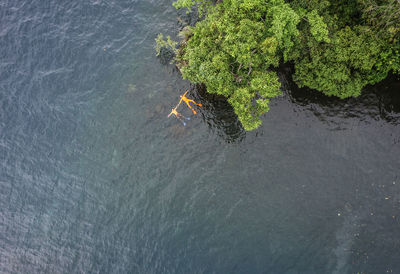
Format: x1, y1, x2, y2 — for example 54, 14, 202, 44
156, 0, 400, 130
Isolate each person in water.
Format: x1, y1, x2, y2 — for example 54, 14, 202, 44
168, 107, 190, 126
179, 90, 202, 115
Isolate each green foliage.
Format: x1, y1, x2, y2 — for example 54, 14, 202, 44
172, 0, 213, 15
172, 0, 196, 10
175, 0, 299, 130
357, 0, 400, 73
167, 0, 400, 130
266, 0, 300, 61
293, 26, 387, 98
306, 10, 330, 43
227, 71, 281, 130
155, 34, 178, 57
359, 0, 400, 38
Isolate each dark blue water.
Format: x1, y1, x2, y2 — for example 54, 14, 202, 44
1, 1, 400, 273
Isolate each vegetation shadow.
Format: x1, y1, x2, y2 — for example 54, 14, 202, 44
192, 84, 246, 143
280, 65, 400, 128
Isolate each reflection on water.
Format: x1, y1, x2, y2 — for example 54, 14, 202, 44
193, 84, 246, 143
164, 64, 400, 142
281, 65, 400, 128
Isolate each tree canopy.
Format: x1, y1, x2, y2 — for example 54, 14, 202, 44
162, 0, 400, 130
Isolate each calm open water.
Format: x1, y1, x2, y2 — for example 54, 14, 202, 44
1, 1, 400, 273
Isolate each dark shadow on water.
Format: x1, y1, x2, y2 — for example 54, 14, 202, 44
187, 66, 400, 142
158, 48, 176, 65
162, 62, 400, 142
192, 84, 246, 143
280, 65, 400, 129
177, 8, 202, 28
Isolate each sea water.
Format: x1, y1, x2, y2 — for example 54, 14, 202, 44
1, 1, 400, 273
